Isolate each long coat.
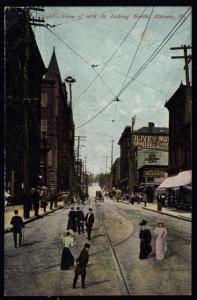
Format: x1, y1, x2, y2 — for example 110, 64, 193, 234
75, 210, 84, 224
67, 210, 76, 231
84, 213, 94, 227
74, 248, 89, 276
139, 228, 152, 259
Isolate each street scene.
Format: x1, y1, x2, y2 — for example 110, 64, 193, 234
4, 6, 191, 296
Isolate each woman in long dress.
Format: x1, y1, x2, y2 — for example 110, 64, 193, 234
139, 219, 152, 259
60, 230, 76, 270
154, 220, 167, 261
67, 207, 77, 232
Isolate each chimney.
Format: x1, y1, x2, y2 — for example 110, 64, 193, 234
148, 122, 155, 128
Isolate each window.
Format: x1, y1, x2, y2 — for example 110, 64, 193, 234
41, 119, 48, 132
48, 150, 53, 167
41, 93, 48, 108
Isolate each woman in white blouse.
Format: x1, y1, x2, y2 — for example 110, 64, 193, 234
60, 229, 76, 270
154, 220, 167, 261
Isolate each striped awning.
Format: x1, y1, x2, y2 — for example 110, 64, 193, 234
157, 170, 192, 190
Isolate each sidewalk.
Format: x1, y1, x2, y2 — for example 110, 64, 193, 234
143, 203, 192, 222
4, 202, 65, 233
110, 198, 192, 222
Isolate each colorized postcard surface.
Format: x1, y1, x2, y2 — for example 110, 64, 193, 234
4, 6, 191, 296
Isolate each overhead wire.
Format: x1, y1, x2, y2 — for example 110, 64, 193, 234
74, 6, 148, 102
76, 8, 191, 129
120, 7, 155, 92
46, 27, 116, 97
118, 8, 191, 96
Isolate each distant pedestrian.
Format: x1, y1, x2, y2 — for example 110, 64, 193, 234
75, 207, 85, 234
154, 220, 167, 261
41, 188, 48, 213
23, 189, 32, 219
10, 209, 25, 248
84, 208, 94, 240
32, 188, 40, 216
73, 243, 90, 289
67, 207, 77, 232
139, 219, 152, 259
130, 192, 135, 204
61, 230, 75, 270
49, 189, 55, 210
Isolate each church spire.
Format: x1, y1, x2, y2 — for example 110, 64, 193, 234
44, 47, 61, 81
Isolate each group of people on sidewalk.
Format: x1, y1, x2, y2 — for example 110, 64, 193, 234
22, 187, 59, 218
60, 206, 95, 289
139, 219, 167, 261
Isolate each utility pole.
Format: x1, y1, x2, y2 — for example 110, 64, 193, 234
128, 115, 136, 194
104, 156, 109, 173
74, 135, 86, 194
84, 156, 88, 195
171, 44, 192, 169
111, 139, 114, 168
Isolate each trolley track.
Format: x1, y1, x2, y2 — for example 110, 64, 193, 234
95, 202, 132, 295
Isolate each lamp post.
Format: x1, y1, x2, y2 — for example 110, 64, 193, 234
65, 76, 76, 198
65, 76, 76, 107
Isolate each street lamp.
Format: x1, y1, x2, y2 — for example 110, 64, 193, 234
65, 76, 76, 107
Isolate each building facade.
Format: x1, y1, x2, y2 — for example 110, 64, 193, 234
5, 7, 46, 197
118, 123, 169, 193
133, 122, 169, 188
165, 82, 191, 175
110, 158, 120, 189
40, 49, 75, 192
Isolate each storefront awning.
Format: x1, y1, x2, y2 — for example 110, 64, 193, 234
157, 170, 192, 190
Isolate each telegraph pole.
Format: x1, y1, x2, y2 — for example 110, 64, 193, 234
171, 45, 192, 168
74, 135, 86, 194
111, 139, 114, 168
128, 115, 136, 194
104, 156, 109, 173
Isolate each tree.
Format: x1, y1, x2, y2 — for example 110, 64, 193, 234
94, 173, 110, 189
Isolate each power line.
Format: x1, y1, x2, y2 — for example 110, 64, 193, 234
120, 7, 154, 92
46, 27, 116, 97
76, 9, 191, 130
118, 8, 191, 96
76, 100, 114, 129
74, 7, 148, 102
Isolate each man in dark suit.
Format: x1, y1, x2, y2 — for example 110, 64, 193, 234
75, 207, 85, 235
84, 208, 94, 240
10, 209, 25, 248
73, 243, 90, 289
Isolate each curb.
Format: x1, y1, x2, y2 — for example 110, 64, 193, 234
143, 207, 192, 222
4, 205, 65, 234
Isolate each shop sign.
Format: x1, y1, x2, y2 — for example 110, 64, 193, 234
133, 134, 169, 150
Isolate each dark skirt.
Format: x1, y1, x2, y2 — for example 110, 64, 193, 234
67, 218, 77, 232
139, 242, 152, 259
60, 247, 74, 270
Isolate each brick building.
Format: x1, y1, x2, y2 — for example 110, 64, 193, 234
118, 123, 169, 193
164, 82, 191, 175
110, 158, 120, 189
40, 48, 75, 192
5, 7, 46, 197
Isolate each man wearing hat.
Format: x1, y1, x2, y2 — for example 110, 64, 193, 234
139, 219, 152, 259
75, 207, 85, 235
84, 208, 94, 240
73, 243, 90, 289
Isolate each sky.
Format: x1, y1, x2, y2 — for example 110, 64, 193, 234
32, 6, 191, 175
